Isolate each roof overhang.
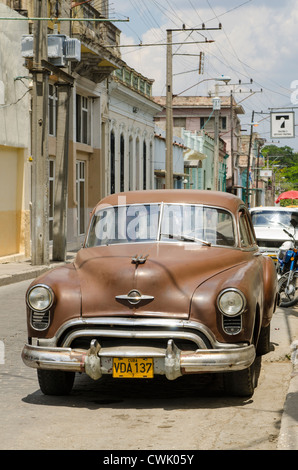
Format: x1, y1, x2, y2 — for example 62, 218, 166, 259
183, 149, 207, 161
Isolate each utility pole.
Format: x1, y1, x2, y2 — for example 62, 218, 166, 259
52, 81, 72, 261
230, 90, 235, 194
52, 8, 73, 262
213, 86, 221, 191
246, 110, 255, 207
31, 0, 50, 265
165, 29, 173, 189
165, 26, 221, 189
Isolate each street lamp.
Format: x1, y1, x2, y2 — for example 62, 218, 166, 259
176, 75, 231, 97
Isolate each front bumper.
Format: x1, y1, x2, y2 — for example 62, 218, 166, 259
22, 339, 256, 381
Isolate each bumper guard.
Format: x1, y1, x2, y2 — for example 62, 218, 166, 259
22, 339, 256, 381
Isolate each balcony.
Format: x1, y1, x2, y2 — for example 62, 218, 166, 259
70, 1, 124, 82
113, 66, 154, 98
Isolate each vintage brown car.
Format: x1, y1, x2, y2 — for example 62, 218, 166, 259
22, 190, 278, 397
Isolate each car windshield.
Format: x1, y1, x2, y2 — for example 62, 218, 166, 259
251, 210, 296, 227
85, 203, 236, 247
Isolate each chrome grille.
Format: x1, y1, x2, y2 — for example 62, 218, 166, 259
30, 310, 50, 331
222, 315, 242, 335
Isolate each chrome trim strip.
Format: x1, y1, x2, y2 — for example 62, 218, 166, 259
61, 328, 208, 349
39, 317, 247, 350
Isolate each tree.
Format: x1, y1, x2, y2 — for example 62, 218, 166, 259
261, 144, 298, 193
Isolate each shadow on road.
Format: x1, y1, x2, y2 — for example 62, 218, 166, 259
22, 363, 261, 411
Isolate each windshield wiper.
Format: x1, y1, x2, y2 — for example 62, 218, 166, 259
160, 232, 211, 246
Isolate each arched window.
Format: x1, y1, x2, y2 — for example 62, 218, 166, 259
120, 134, 125, 192
136, 137, 140, 190
143, 140, 147, 189
129, 136, 133, 191
110, 131, 115, 194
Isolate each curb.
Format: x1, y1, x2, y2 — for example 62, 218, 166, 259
0, 254, 76, 287
0, 266, 53, 287
277, 340, 298, 450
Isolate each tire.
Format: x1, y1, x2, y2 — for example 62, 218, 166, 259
278, 272, 298, 307
256, 324, 271, 356
223, 359, 257, 397
37, 369, 75, 396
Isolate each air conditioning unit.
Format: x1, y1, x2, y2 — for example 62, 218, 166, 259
64, 38, 81, 62
21, 35, 33, 58
48, 35, 66, 67
21, 34, 81, 67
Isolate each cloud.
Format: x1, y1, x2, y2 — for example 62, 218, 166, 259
118, 2, 297, 99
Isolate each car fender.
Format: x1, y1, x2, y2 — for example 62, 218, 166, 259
190, 258, 267, 343
261, 254, 278, 325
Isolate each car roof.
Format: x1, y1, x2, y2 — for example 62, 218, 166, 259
95, 190, 244, 213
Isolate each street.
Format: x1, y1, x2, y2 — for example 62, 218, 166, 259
0, 279, 297, 451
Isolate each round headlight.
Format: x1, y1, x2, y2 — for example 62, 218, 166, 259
217, 289, 246, 316
27, 285, 53, 312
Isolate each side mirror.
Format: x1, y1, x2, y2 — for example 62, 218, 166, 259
290, 218, 297, 228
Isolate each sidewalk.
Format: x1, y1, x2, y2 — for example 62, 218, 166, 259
0, 252, 297, 450
277, 340, 298, 450
0, 251, 77, 287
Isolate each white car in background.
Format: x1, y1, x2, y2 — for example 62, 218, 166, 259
250, 206, 298, 262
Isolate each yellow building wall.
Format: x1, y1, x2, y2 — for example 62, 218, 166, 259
0, 147, 29, 258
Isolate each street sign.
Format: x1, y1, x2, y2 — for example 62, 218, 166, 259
260, 169, 272, 178
270, 111, 295, 138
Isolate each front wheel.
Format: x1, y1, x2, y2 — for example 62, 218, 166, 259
223, 359, 257, 397
278, 271, 298, 307
37, 370, 75, 396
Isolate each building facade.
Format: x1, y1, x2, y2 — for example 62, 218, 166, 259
0, 3, 31, 260
239, 133, 266, 207
0, 0, 164, 260
182, 129, 227, 191
153, 95, 244, 194
109, 66, 161, 195
154, 126, 186, 189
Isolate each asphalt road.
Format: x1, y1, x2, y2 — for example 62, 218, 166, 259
0, 279, 297, 451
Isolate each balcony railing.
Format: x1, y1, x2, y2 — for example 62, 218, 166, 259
114, 67, 154, 98
71, 1, 121, 59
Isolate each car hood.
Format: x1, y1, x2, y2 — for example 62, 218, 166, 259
74, 244, 246, 319
254, 225, 293, 242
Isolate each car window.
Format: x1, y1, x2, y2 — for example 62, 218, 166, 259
86, 204, 161, 246
239, 209, 254, 247
85, 203, 236, 247
251, 210, 297, 227
160, 204, 235, 246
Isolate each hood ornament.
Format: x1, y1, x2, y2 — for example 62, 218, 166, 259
116, 289, 154, 305
131, 254, 149, 266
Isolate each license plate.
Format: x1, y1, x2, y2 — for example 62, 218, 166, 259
113, 357, 154, 378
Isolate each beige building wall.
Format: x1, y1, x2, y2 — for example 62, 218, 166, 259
0, 4, 30, 260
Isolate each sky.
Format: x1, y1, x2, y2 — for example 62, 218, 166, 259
109, 0, 298, 151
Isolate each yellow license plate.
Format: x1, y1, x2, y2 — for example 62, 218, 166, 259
113, 357, 154, 378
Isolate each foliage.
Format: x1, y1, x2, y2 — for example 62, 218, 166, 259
280, 200, 298, 207
261, 144, 298, 193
